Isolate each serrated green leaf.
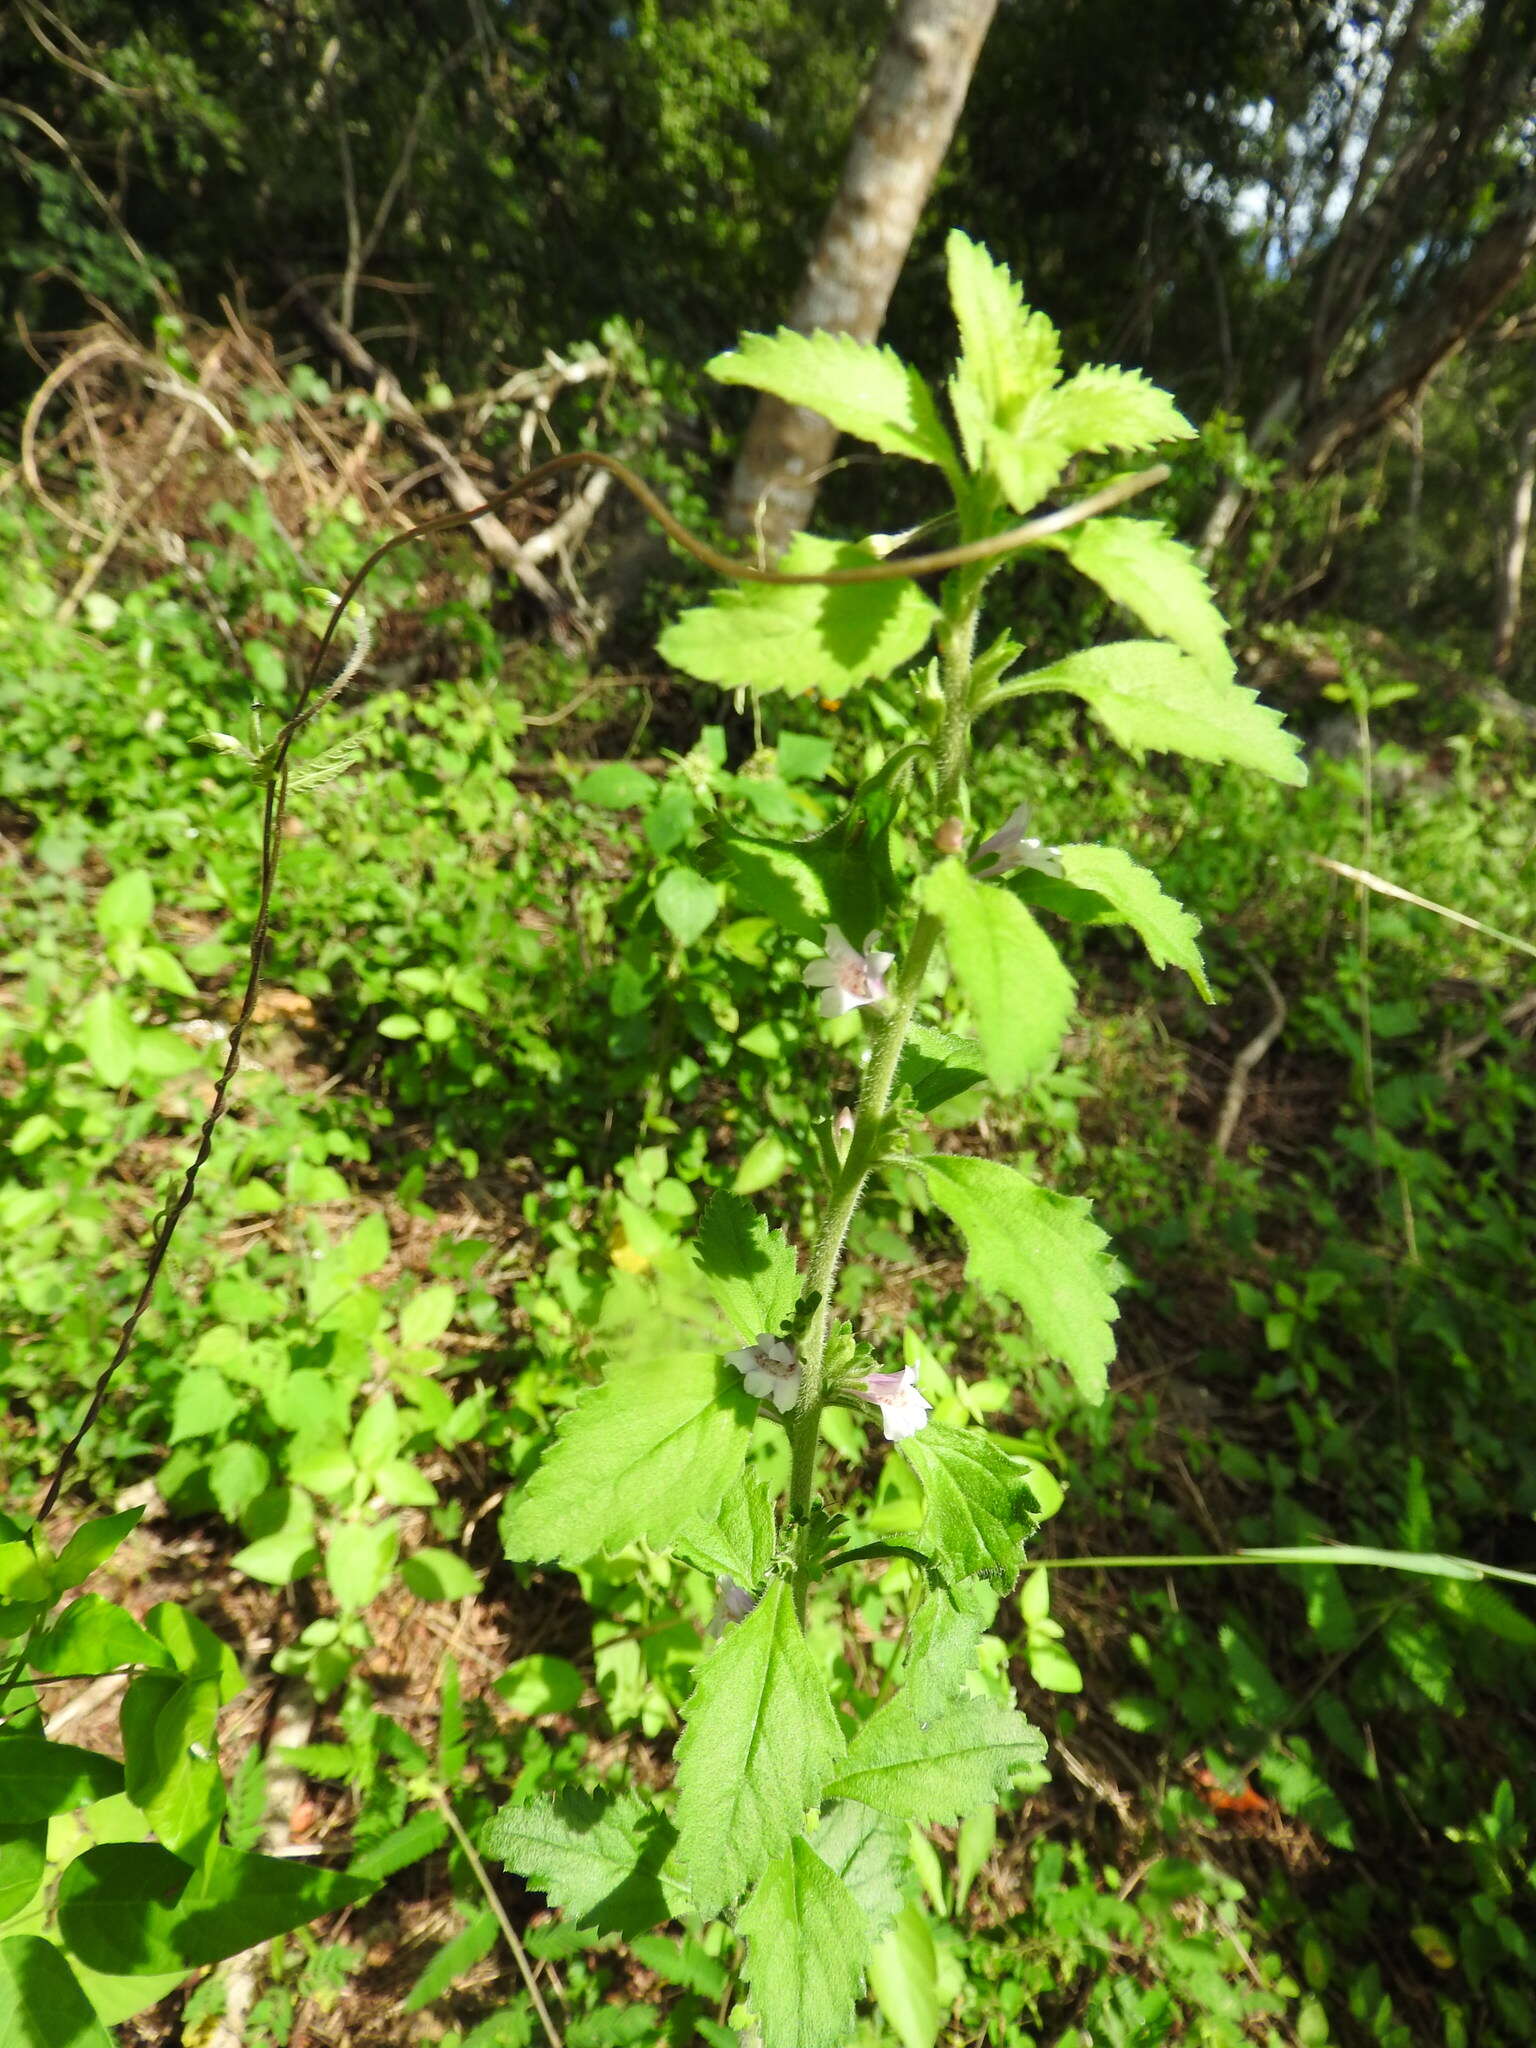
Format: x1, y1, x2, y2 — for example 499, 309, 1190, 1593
676, 1469, 777, 1588
738, 1837, 869, 2048
1049, 517, 1227, 676
501, 1350, 757, 1566
659, 533, 939, 699
944, 229, 1090, 511
868, 1900, 942, 2048
1056, 844, 1210, 997
1042, 365, 1196, 455
919, 1156, 1119, 1403
810, 1801, 910, 1943
674, 1580, 845, 1917
945, 229, 1061, 478
484, 1788, 674, 1937
897, 1424, 1039, 1581
924, 861, 1074, 1090
711, 826, 832, 943
1024, 640, 1307, 785
895, 1025, 987, 1114
0, 1934, 115, 2048
694, 1193, 801, 1343
903, 1581, 999, 1719
711, 747, 904, 945
709, 329, 957, 471
825, 1695, 1045, 1825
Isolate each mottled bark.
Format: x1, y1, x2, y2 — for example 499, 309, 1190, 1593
1492, 407, 1536, 675
725, 0, 998, 558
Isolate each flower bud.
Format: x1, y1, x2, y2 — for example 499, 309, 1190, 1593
934, 816, 967, 856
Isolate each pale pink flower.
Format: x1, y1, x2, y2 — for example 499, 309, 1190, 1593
727, 1334, 800, 1413
973, 802, 1063, 879
708, 1576, 759, 1637
803, 926, 895, 1019
860, 1361, 932, 1442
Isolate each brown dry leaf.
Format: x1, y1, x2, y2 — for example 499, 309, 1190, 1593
252, 987, 316, 1027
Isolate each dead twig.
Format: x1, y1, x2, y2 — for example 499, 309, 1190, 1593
1438, 984, 1536, 1074
57, 344, 228, 621
433, 1790, 564, 2048
19, 334, 121, 540
283, 279, 568, 616
1210, 963, 1287, 1159
1307, 851, 1536, 961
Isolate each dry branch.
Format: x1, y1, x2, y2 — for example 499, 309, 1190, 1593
283, 280, 567, 614
1211, 965, 1288, 1160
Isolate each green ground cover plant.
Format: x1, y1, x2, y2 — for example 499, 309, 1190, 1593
1, 231, 1533, 2048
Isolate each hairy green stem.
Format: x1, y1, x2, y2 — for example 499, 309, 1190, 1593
787, 580, 984, 1618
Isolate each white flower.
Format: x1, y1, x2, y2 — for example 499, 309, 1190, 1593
708, 1576, 758, 1637
973, 803, 1063, 879
802, 926, 895, 1019
727, 1333, 801, 1413
860, 1362, 932, 1442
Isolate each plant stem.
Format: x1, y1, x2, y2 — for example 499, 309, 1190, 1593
786, 577, 984, 1618
434, 1790, 564, 2048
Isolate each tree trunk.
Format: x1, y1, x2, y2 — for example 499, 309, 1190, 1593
1197, 376, 1300, 562
724, 0, 998, 558
1293, 181, 1536, 477
1492, 406, 1536, 676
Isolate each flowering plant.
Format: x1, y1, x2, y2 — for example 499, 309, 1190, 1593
486, 231, 1306, 2046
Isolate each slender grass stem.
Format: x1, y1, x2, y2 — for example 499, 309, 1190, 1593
434, 1791, 564, 2048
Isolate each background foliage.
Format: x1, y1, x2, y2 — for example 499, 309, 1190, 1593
1, 2, 1533, 2044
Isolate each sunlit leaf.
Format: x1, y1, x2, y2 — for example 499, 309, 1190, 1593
924, 861, 1074, 1091
659, 534, 939, 699
501, 1350, 757, 1567
1023, 640, 1307, 785
1056, 844, 1210, 997
738, 1837, 869, 2048
674, 1581, 845, 1917
920, 1155, 1119, 1402
825, 1696, 1045, 1825
709, 329, 958, 470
